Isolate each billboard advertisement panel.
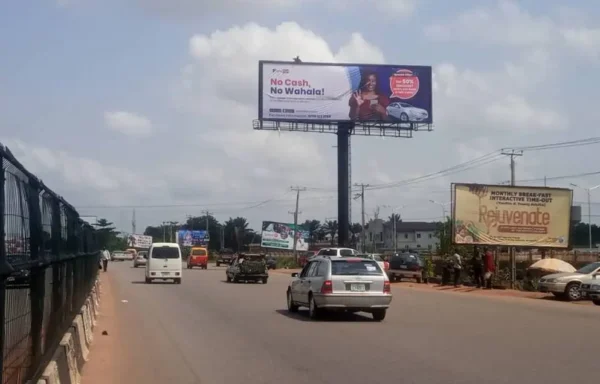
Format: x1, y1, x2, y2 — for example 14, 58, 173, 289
260, 221, 309, 251
127, 234, 153, 249
176, 230, 209, 247
452, 184, 573, 248
259, 61, 433, 124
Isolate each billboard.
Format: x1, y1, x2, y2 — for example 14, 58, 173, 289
452, 184, 573, 248
127, 234, 153, 249
176, 230, 209, 247
259, 61, 433, 124
260, 221, 309, 251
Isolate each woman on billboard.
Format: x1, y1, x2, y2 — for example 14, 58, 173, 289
348, 70, 390, 121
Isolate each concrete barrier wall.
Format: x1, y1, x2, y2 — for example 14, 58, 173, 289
33, 278, 102, 384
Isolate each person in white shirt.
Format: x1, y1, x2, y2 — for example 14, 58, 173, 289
101, 249, 110, 272
452, 251, 462, 287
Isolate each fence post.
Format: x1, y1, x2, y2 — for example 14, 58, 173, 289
49, 199, 62, 339
0, 152, 8, 382
28, 178, 45, 373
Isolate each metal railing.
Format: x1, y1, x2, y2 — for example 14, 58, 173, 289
0, 142, 99, 384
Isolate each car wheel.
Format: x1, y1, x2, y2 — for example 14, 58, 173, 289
232, 274, 238, 283
372, 309, 387, 322
216, 262, 220, 267
262, 278, 268, 284
416, 276, 422, 284
287, 290, 299, 312
564, 282, 581, 301
175, 278, 182, 284
400, 112, 409, 122
145, 277, 151, 284
593, 299, 600, 306
308, 294, 321, 320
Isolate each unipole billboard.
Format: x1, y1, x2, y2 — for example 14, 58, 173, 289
451, 183, 573, 248
176, 230, 209, 247
259, 61, 433, 124
260, 221, 309, 251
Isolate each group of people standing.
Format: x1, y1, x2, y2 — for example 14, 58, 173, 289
443, 246, 496, 288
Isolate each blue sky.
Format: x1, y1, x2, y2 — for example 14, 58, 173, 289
1, 0, 600, 233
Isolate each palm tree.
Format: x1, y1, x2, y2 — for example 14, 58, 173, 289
350, 223, 362, 249
302, 219, 321, 245
225, 217, 249, 252
388, 213, 402, 226
322, 220, 338, 245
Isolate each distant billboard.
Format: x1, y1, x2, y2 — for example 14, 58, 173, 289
452, 183, 573, 248
258, 61, 433, 124
260, 221, 309, 251
176, 230, 209, 247
127, 234, 152, 249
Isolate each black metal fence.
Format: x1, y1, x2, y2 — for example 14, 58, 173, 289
0, 143, 99, 384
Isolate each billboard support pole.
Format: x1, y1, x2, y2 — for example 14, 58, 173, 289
290, 186, 306, 262
502, 149, 523, 289
337, 122, 353, 247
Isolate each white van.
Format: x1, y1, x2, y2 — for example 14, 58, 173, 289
145, 242, 183, 284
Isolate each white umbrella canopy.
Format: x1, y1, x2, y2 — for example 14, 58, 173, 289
527, 258, 576, 274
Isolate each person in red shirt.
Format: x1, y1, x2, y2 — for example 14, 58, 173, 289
482, 247, 495, 289
348, 71, 390, 121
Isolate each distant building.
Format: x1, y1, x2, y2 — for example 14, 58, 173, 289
359, 219, 439, 252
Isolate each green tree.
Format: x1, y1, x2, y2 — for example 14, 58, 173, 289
322, 220, 338, 245
93, 218, 126, 251
224, 217, 251, 252
302, 219, 321, 245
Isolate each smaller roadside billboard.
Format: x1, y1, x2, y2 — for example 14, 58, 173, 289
260, 221, 309, 251
176, 230, 209, 247
127, 234, 153, 249
452, 183, 573, 248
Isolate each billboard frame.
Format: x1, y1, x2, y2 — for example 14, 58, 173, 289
450, 183, 574, 249
255, 60, 434, 136
253, 59, 435, 247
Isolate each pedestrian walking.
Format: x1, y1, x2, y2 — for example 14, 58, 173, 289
101, 249, 110, 272
482, 247, 495, 289
452, 250, 462, 287
471, 246, 484, 288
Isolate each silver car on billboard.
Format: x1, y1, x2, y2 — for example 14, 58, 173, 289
386, 102, 429, 122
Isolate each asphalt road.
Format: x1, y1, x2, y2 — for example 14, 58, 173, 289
82, 262, 599, 384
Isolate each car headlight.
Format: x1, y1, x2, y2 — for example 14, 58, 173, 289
591, 285, 600, 291
544, 278, 557, 283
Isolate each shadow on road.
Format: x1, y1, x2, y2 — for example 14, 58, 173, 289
131, 280, 176, 285
274, 309, 373, 322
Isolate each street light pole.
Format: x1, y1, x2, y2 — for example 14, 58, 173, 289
571, 183, 600, 254
382, 205, 404, 253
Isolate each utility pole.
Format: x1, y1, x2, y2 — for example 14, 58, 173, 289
501, 149, 523, 289
570, 183, 600, 257
290, 186, 306, 261
161, 221, 168, 242
202, 210, 212, 247
132, 209, 136, 235
354, 183, 369, 252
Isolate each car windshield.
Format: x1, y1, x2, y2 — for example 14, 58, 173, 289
576, 262, 600, 274
151, 247, 180, 259
192, 249, 207, 256
331, 259, 382, 276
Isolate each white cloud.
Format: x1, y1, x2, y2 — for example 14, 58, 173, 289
104, 111, 153, 137
561, 27, 600, 58
424, 1, 554, 47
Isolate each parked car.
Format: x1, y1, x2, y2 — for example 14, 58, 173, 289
133, 251, 147, 268
580, 273, 600, 306
187, 247, 208, 269
538, 262, 600, 301
357, 253, 389, 273
111, 251, 130, 262
314, 247, 359, 257
265, 255, 277, 270
387, 253, 424, 283
216, 248, 235, 267
226, 253, 268, 284
286, 256, 392, 321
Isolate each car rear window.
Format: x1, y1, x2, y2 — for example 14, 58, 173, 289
331, 259, 382, 276
151, 247, 180, 259
192, 249, 207, 256
339, 249, 356, 256
318, 249, 338, 256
